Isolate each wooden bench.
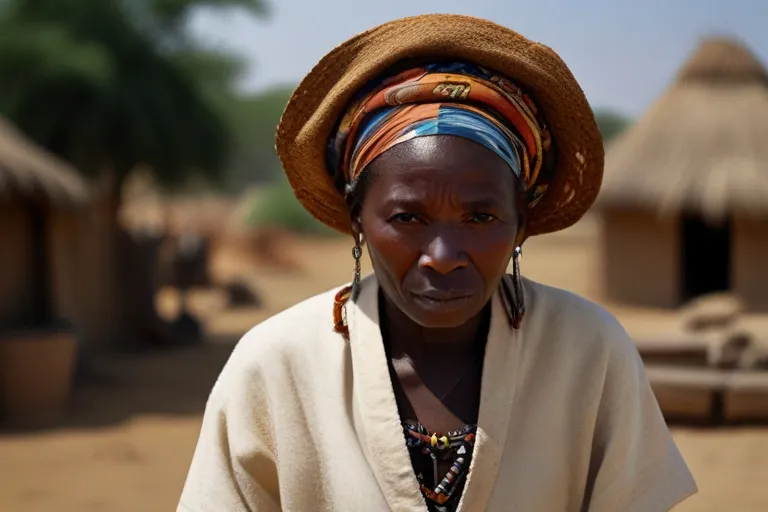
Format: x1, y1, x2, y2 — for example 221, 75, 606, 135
645, 365, 768, 424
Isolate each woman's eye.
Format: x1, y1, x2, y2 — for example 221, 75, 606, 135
468, 213, 497, 224
390, 213, 420, 224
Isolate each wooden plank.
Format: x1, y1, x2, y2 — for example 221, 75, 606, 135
724, 372, 768, 422
646, 366, 725, 422
635, 336, 709, 367
645, 365, 728, 389
646, 365, 768, 424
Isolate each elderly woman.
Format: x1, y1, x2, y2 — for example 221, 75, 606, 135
178, 14, 697, 512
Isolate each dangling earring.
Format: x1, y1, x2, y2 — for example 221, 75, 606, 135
333, 235, 363, 341
500, 246, 525, 329
352, 234, 363, 299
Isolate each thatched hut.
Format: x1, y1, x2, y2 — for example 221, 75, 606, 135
598, 37, 768, 311
0, 116, 90, 330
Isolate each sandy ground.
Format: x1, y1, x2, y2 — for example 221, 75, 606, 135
1, 216, 767, 511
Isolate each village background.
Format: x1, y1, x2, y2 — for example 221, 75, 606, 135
1, 1, 767, 511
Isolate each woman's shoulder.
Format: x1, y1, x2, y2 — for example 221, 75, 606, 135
214, 285, 347, 387
523, 278, 636, 359
525, 278, 620, 327
249, 285, 341, 335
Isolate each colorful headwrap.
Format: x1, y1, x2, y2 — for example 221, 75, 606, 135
328, 61, 553, 208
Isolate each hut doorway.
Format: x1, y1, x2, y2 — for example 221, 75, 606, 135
680, 213, 731, 302
28, 202, 51, 326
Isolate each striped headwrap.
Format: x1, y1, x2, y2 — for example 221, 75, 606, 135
328, 61, 553, 208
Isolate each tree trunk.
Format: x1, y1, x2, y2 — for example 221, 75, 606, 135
71, 172, 122, 350
76, 170, 170, 351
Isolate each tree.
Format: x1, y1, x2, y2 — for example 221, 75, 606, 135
222, 85, 294, 191
0, 0, 268, 348
593, 109, 633, 147
0, 0, 267, 192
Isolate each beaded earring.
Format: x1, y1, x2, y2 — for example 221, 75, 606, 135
333, 234, 363, 340
499, 246, 525, 329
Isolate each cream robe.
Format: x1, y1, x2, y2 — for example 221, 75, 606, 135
178, 275, 697, 511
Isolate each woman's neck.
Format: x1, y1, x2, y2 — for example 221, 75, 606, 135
379, 289, 490, 370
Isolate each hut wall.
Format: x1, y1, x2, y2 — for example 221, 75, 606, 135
0, 202, 111, 338
601, 209, 679, 308
732, 216, 768, 312
47, 199, 158, 348
62, 205, 121, 347
47, 210, 89, 325
0, 203, 33, 328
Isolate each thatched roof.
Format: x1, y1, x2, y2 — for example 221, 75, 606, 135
0, 116, 89, 207
598, 37, 768, 221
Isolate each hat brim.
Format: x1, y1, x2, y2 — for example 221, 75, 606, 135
276, 14, 604, 238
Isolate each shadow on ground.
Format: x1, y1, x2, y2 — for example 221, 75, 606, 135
1, 334, 239, 435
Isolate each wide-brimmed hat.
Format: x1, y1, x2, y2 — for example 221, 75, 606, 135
276, 14, 604, 239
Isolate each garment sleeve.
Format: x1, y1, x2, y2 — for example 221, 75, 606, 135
177, 370, 281, 512
583, 324, 698, 512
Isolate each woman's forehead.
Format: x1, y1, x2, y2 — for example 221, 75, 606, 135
368, 137, 518, 187
382, 136, 510, 168
363, 139, 518, 207
380, 171, 511, 198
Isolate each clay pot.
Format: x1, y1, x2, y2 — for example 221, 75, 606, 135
0, 329, 77, 428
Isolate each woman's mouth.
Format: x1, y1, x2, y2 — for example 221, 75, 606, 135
410, 292, 475, 310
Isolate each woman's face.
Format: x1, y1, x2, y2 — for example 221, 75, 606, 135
357, 135, 521, 329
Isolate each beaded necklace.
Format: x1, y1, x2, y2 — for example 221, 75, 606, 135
402, 420, 477, 512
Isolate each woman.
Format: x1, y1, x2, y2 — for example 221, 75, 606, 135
178, 14, 697, 512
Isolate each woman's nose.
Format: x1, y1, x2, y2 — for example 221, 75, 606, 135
418, 235, 468, 275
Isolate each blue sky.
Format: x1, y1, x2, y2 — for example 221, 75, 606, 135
190, 0, 766, 116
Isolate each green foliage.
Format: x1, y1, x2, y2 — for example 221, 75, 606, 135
0, 20, 111, 84
593, 109, 633, 146
222, 85, 294, 191
172, 49, 246, 92
0, 0, 267, 189
247, 179, 334, 235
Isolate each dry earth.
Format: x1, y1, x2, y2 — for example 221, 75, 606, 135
1, 215, 766, 511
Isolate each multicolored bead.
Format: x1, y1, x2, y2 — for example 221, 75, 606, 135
402, 421, 477, 512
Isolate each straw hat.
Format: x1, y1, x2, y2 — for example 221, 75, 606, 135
276, 14, 603, 239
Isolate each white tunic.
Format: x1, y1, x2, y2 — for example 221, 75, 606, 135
178, 275, 697, 511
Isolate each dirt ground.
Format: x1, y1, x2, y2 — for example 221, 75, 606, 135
1, 216, 767, 511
